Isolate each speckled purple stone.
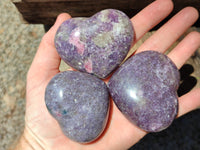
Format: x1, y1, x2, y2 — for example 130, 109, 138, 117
55, 9, 134, 79
108, 51, 180, 132
45, 71, 109, 143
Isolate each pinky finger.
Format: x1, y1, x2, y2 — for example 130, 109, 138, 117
178, 88, 200, 117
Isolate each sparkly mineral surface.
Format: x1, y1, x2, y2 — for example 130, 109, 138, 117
55, 9, 134, 79
108, 51, 180, 132
45, 71, 109, 143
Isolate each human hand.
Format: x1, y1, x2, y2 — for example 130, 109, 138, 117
16, 0, 200, 150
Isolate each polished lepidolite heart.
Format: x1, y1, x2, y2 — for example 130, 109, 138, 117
108, 51, 180, 132
55, 9, 134, 79
45, 71, 109, 143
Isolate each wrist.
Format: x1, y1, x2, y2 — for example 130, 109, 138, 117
15, 126, 45, 150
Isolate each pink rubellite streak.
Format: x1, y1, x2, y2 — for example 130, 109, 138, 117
84, 59, 93, 73
69, 28, 85, 55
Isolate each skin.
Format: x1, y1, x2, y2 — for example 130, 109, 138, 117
15, 0, 200, 150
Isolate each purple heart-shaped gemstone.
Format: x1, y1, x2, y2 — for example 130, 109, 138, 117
108, 51, 180, 132
55, 9, 134, 78
45, 71, 109, 143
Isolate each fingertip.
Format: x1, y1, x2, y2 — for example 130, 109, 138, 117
162, 0, 174, 14
51, 13, 71, 33
156, 0, 174, 16
43, 13, 71, 46
54, 13, 72, 26
184, 6, 199, 16
188, 31, 200, 45
181, 7, 199, 22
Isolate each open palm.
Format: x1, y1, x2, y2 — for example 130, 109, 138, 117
24, 1, 200, 150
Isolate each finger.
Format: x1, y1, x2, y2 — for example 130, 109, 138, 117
178, 88, 200, 117
28, 13, 71, 78
168, 31, 200, 69
131, 0, 173, 42
137, 7, 199, 53
43, 13, 71, 47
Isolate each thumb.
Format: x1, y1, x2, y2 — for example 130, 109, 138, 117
27, 13, 71, 82
27, 13, 71, 92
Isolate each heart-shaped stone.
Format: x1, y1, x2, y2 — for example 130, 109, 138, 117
45, 71, 109, 143
55, 9, 134, 79
108, 51, 180, 132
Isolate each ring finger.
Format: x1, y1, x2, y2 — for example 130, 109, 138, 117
136, 7, 199, 54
